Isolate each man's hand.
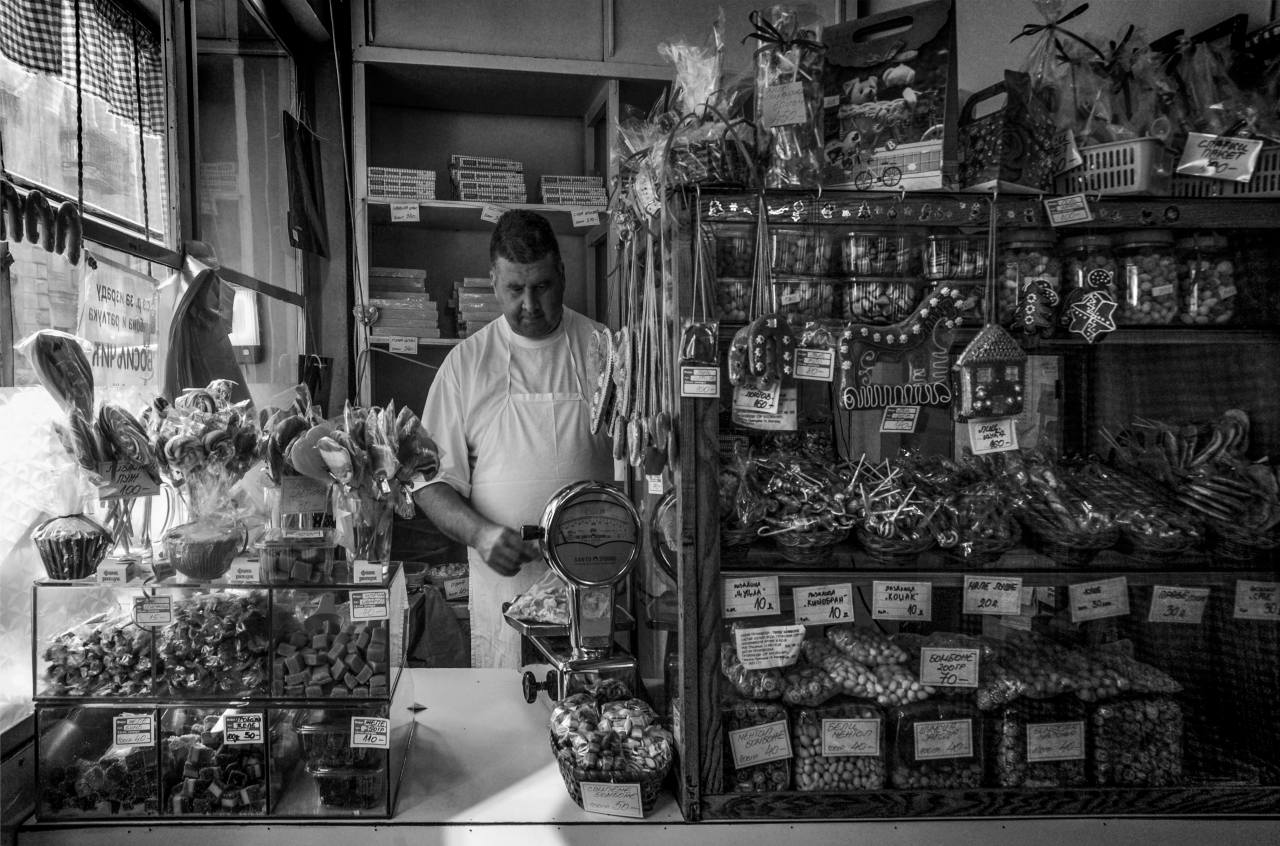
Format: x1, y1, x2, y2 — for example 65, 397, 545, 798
472, 523, 532, 577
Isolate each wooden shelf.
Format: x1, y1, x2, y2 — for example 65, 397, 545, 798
366, 199, 607, 235
716, 322, 1279, 348
367, 336, 462, 348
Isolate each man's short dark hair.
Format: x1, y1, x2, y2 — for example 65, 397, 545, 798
489, 209, 561, 266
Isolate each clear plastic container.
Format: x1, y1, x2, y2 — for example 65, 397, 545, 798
889, 700, 985, 789
257, 528, 340, 584
1115, 229, 1178, 325
841, 278, 921, 325
923, 234, 988, 280
1060, 234, 1117, 297
770, 227, 834, 276
713, 223, 756, 278
773, 275, 836, 320
998, 230, 1060, 323
990, 697, 1088, 788
307, 763, 385, 809
791, 701, 886, 792
37, 705, 161, 819
723, 697, 791, 792
161, 707, 270, 815
1177, 233, 1238, 325
840, 230, 915, 277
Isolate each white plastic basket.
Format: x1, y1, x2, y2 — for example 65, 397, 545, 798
368, 166, 437, 200
1054, 137, 1171, 196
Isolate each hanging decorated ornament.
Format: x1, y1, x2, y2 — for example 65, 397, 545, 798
588, 328, 615, 435
1062, 268, 1118, 343
1011, 278, 1060, 340
746, 312, 795, 387
953, 323, 1027, 421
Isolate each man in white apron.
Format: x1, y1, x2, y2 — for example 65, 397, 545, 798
416, 210, 613, 668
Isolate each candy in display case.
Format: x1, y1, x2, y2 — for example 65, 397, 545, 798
159, 707, 275, 816
37, 705, 161, 819
791, 700, 886, 792
256, 528, 345, 585
889, 700, 985, 789
988, 697, 1089, 788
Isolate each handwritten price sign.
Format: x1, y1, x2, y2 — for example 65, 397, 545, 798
872, 580, 932, 621
1234, 581, 1280, 621
963, 575, 1022, 616
580, 782, 643, 818
913, 719, 973, 761
224, 713, 264, 745
1069, 577, 1130, 623
968, 417, 1019, 455
350, 716, 390, 749
728, 719, 792, 768
1148, 586, 1209, 625
1026, 721, 1085, 762
724, 575, 781, 619
793, 583, 854, 625
919, 647, 979, 688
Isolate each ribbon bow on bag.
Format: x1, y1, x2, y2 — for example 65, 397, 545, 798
742, 8, 826, 56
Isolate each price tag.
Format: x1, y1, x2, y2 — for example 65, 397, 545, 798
822, 94, 841, 109
646, 474, 664, 495
1176, 132, 1264, 183
760, 81, 807, 128
1026, 721, 1085, 762
226, 562, 259, 585
580, 782, 643, 818
728, 719, 792, 768
224, 713, 265, 745
1148, 586, 1209, 624
793, 583, 854, 625
733, 625, 807, 671
390, 202, 420, 223
731, 385, 798, 432
779, 289, 803, 306
133, 595, 172, 626
1151, 284, 1175, 298
963, 575, 1023, 616
1069, 577, 1130, 623
1044, 193, 1094, 227
280, 475, 330, 513
1234, 580, 1280, 621
680, 365, 720, 397
821, 718, 881, 757
1049, 128, 1084, 175
920, 647, 980, 688
733, 383, 780, 415
723, 575, 781, 619
353, 560, 383, 585
443, 576, 469, 600
96, 561, 132, 585
571, 209, 602, 228
96, 461, 161, 501
282, 528, 326, 541
794, 348, 835, 382
968, 417, 1019, 455
480, 203, 507, 223
871, 580, 931, 622
913, 719, 973, 760
350, 716, 390, 749
113, 714, 154, 747
387, 336, 418, 353
351, 589, 390, 621
879, 405, 920, 433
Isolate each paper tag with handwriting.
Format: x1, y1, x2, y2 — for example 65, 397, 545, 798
731, 385, 798, 432
963, 575, 1023, 615
920, 647, 980, 688
96, 462, 161, 500
1027, 721, 1085, 762
281, 474, 330, 512
1177, 132, 1264, 183
1049, 128, 1084, 175
387, 336, 418, 353
822, 719, 881, 757
880, 405, 920, 433
794, 348, 835, 382
968, 417, 1019, 455
761, 82, 807, 128
113, 714, 155, 747
1044, 193, 1094, 226
481, 204, 507, 223
872, 580, 931, 621
351, 589, 390, 621
443, 576, 469, 600
680, 365, 719, 397
728, 719, 792, 768
224, 713, 265, 745
226, 562, 259, 585
580, 782, 643, 818
133, 595, 172, 626
913, 719, 973, 760
723, 575, 780, 619
793, 583, 854, 625
350, 716, 390, 749
733, 383, 780, 415
1148, 586, 1209, 624
733, 625, 806, 671
646, 475, 664, 495
571, 209, 602, 228
1234, 580, 1280, 620
390, 202, 420, 223
1069, 577, 1130, 623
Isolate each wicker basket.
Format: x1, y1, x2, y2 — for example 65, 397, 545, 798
941, 532, 1018, 568
855, 527, 934, 567
1209, 520, 1280, 563
772, 527, 849, 566
555, 749, 669, 814
1019, 508, 1119, 567
1115, 527, 1200, 567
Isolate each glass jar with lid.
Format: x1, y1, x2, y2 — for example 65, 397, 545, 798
1114, 229, 1179, 325
922, 233, 988, 281
1177, 233, 1238, 325
839, 229, 916, 278
1060, 234, 1117, 297
998, 230, 1060, 324
771, 226, 835, 276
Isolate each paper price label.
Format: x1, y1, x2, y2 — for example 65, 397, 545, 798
1069, 577, 1130, 623
968, 417, 1019, 455
1026, 721, 1085, 762
280, 474, 330, 513
580, 782, 643, 818
390, 202, 420, 223
226, 562, 259, 585
96, 461, 161, 501
822, 94, 841, 109
913, 719, 973, 761
821, 719, 881, 757
793, 583, 854, 625
728, 719, 792, 768
680, 365, 720, 397
646, 475, 664, 495
1044, 193, 1094, 226
1176, 132, 1264, 183
113, 714, 155, 747
387, 336, 418, 353
761, 81, 807, 128
96, 562, 132, 585
963, 575, 1023, 616
880, 405, 920, 433
1234, 580, 1280, 621
282, 528, 326, 540
224, 713, 264, 745
354, 560, 383, 585
872, 580, 931, 621
733, 383, 780, 415
920, 647, 980, 688
1049, 128, 1084, 175
780, 289, 803, 306
350, 716, 390, 749
1148, 586, 1209, 625
733, 625, 806, 671
794, 348, 835, 382
723, 575, 780, 619
480, 203, 507, 223
444, 577, 469, 600
351, 589, 390, 621
571, 209, 602, 228
133, 595, 173, 626
731, 385, 798, 432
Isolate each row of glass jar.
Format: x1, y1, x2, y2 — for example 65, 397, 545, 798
715, 230, 1239, 327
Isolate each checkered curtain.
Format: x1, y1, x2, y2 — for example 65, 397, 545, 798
0, 0, 164, 133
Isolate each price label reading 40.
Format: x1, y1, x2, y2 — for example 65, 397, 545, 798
113, 714, 155, 747
872, 580, 932, 621
1234, 580, 1280, 621
224, 713, 264, 745
350, 716, 390, 749
723, 575, 781, 619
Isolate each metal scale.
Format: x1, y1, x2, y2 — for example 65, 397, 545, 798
504, 481, 641, 704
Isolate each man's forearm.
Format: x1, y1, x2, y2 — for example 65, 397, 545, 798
413, 483, 491, 548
